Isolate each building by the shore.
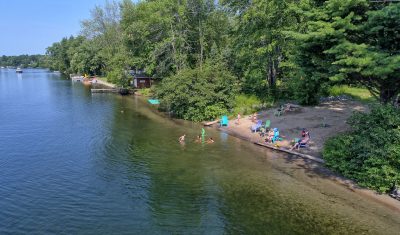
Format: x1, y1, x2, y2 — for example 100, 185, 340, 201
129, 69, 153, 89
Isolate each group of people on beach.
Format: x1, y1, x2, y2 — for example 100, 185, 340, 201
242, 111, 311, 150
178, 134, 214, 144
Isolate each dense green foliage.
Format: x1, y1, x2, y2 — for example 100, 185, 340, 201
233, 94, 264, 116
224, 0, 309, 98
156, 62, 238, 121
292, 0, 400, 104
323, 105, 400, 192
45, 0, 400, 117
0, 54, 48, 68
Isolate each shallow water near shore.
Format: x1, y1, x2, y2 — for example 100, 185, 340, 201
1, 69, 399, 234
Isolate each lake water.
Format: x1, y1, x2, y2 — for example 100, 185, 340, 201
0, 69, 399, 234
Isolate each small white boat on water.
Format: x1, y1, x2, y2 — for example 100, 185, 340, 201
16, 68, 23, 73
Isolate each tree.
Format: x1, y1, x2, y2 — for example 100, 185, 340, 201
46, 36, 85, 74
0, 54, 48, 68
292, 0, 400, 104
222, 0, 310, 97
70, 40, 104, 75
156, 60, 239, 121
81, 0, 126, 75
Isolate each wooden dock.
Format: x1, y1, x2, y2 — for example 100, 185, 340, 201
91, 88, 118, 93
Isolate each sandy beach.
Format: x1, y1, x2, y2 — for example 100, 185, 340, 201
218, 99, 369, 159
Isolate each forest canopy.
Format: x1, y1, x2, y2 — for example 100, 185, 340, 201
0, 54, 48, 68
44, 0, 400, 115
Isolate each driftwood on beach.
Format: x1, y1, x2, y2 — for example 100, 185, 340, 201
253, 142, 325, 163
203, 119, 220, 126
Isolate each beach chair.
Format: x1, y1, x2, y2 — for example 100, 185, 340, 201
274, 105, 285, 117
220, 115, 229, 127
259, 120, 271, 136
271, 130, 282, 143
251, 120, 262, 132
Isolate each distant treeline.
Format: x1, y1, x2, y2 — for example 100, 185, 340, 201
0, 54, 49, 68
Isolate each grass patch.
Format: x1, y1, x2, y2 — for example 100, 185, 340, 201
328, 85, 374, 102
232, 94, 273, 116
136, 88, 152, 97
96, 76, 108, 82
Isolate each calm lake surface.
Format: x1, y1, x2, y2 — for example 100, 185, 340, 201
0, 69, 399, 234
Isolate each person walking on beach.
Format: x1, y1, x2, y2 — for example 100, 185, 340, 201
251, 112, 258, 123
236, 113, 241, 125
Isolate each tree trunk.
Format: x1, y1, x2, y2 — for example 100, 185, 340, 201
266, 46, 281, 88
199, 19, 204, 70
380, 87, 397, 104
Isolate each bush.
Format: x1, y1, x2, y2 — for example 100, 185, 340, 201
137, 88, 152, 97
286, 76, 328, 105
156, 61, 239, 122
233, 94, 263, 115
323, 105, 400, 193
107, 69, 131, 88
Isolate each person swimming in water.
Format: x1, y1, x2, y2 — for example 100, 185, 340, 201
206, 137, 214, 143
179, 134, 186, 143
194, 135, 202, 143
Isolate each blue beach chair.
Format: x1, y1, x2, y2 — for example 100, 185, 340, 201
271, 128, 282, 143
220, 115, 229, 127
251, 120, 263, 132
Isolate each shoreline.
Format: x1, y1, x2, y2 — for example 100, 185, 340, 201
96, 91, 400, 211
218, 126, 325, 163
212, 121, 400, 212
94, 78, 116, 88
198, 102, 400, 210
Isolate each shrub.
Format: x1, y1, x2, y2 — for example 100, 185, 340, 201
204, 104, 228, 120
107, 69, 131, 88
233, 94, 262, 115
286, 76, 328, 105
323, 105, 400, 193
137, 88, 152, 97
156, 61, 239, 122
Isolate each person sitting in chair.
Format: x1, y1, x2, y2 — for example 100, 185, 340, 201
291, 131, 310, 150
266, 128, 279, 143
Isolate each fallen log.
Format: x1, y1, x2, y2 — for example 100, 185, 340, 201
203, 119, 220, 126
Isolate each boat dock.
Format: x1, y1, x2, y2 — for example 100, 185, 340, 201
91, 89, 118, 93
70, 74, 83, 82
